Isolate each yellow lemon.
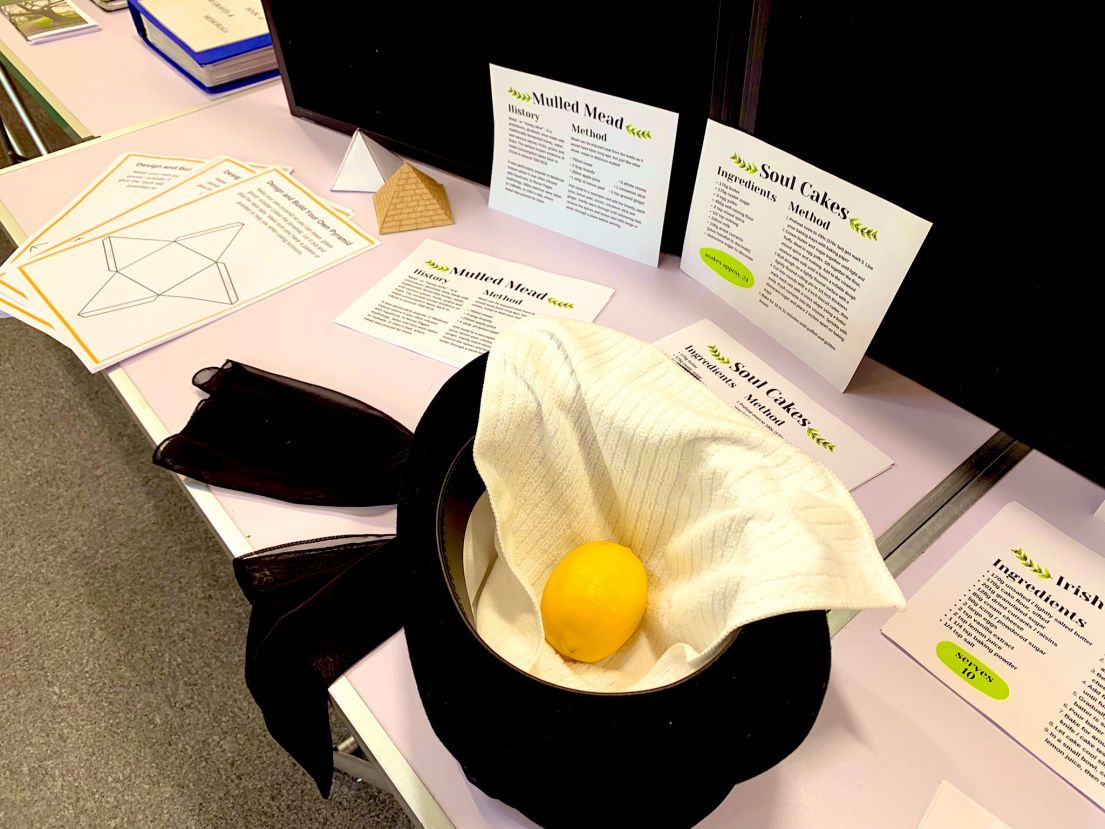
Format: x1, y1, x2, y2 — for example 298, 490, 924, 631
541, 541, 648, 663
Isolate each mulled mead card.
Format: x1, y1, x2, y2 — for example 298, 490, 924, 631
335, 240, 613, 367
488, 64, 678, 266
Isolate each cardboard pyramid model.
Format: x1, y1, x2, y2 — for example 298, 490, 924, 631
373, 163, 454, 234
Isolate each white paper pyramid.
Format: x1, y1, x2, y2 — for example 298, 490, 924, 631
331, 130, 403, 193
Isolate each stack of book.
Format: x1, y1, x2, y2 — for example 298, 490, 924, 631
0, 1, 98, 44
129, 0, 278, 93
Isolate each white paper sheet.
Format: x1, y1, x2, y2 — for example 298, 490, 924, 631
7, 152, 206, 265
335, 240, 614, 367
0, 276, 35, 314
655, 319, 892, 491
681, 120, 932, 390
2, 157, 269, 343
0, 288, 58, 340
25, 158, 270, 262
2, 157, 315, 278
487, 64, 678, 266
134, 0, 268, 53
1, 152, 207, 338
884, 503, 1105, 808
0, 152, 205, 312
916, 781, 1010, 829
16, 169, 380, 371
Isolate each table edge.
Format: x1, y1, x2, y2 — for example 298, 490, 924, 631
329, 675, 456, 829
0, 204, 253, 557
104, 365, 252, 556
0, 38, 90, 138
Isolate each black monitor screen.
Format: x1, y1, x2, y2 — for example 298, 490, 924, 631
262, 0, 746, 255
749, 3, 1097, 484
263, 1, 1098, 486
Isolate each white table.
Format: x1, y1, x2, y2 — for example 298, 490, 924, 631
0, 82, 1027, 828
0, 0, 276, 141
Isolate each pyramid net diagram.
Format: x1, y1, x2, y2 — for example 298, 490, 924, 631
373, 162, 454, 234
80, 223, 244, 318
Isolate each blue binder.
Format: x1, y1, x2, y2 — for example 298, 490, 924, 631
128, 0, 279, 94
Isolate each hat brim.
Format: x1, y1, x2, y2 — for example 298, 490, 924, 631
399, 354, 831, 829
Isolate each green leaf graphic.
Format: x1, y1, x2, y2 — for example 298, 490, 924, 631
547, 297, 575, 309
848, 216, 880, 241
424, 259, 450, 272
806, 427, 837, 453
625, 123, 653, 140
730, 153, 759, 176
706, 344, 731, 365
1012, 547, 1052, 579
507, 86, 533, 103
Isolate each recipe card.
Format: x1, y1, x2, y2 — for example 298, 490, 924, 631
336, 240, 614, 367
884, 503, 1105, 809
681, 120, 932, 390
488, 64, 678, 266
655, 319, 893, 490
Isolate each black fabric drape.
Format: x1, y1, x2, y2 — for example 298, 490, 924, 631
154, 360, 413, 795
153, 361, 412, 506
233, 534, 405, 797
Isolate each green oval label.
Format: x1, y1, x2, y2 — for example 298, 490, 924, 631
936, 641, 1010, 700
699, 247, 754, 288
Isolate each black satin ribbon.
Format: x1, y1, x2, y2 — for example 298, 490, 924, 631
153, 360, 412, 506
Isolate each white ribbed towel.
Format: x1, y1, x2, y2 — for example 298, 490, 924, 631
471, 318, 905, 692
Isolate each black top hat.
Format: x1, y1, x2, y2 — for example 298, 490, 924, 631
399, 354, 832, 828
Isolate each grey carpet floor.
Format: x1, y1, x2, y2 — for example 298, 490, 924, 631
0, 320, 411, 828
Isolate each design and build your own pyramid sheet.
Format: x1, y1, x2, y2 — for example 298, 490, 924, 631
0, 153, 355, 337
0, 152, 210, 322
84, 223, 243, 317
0, 154, 298, 336
13, 167, 379, 371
